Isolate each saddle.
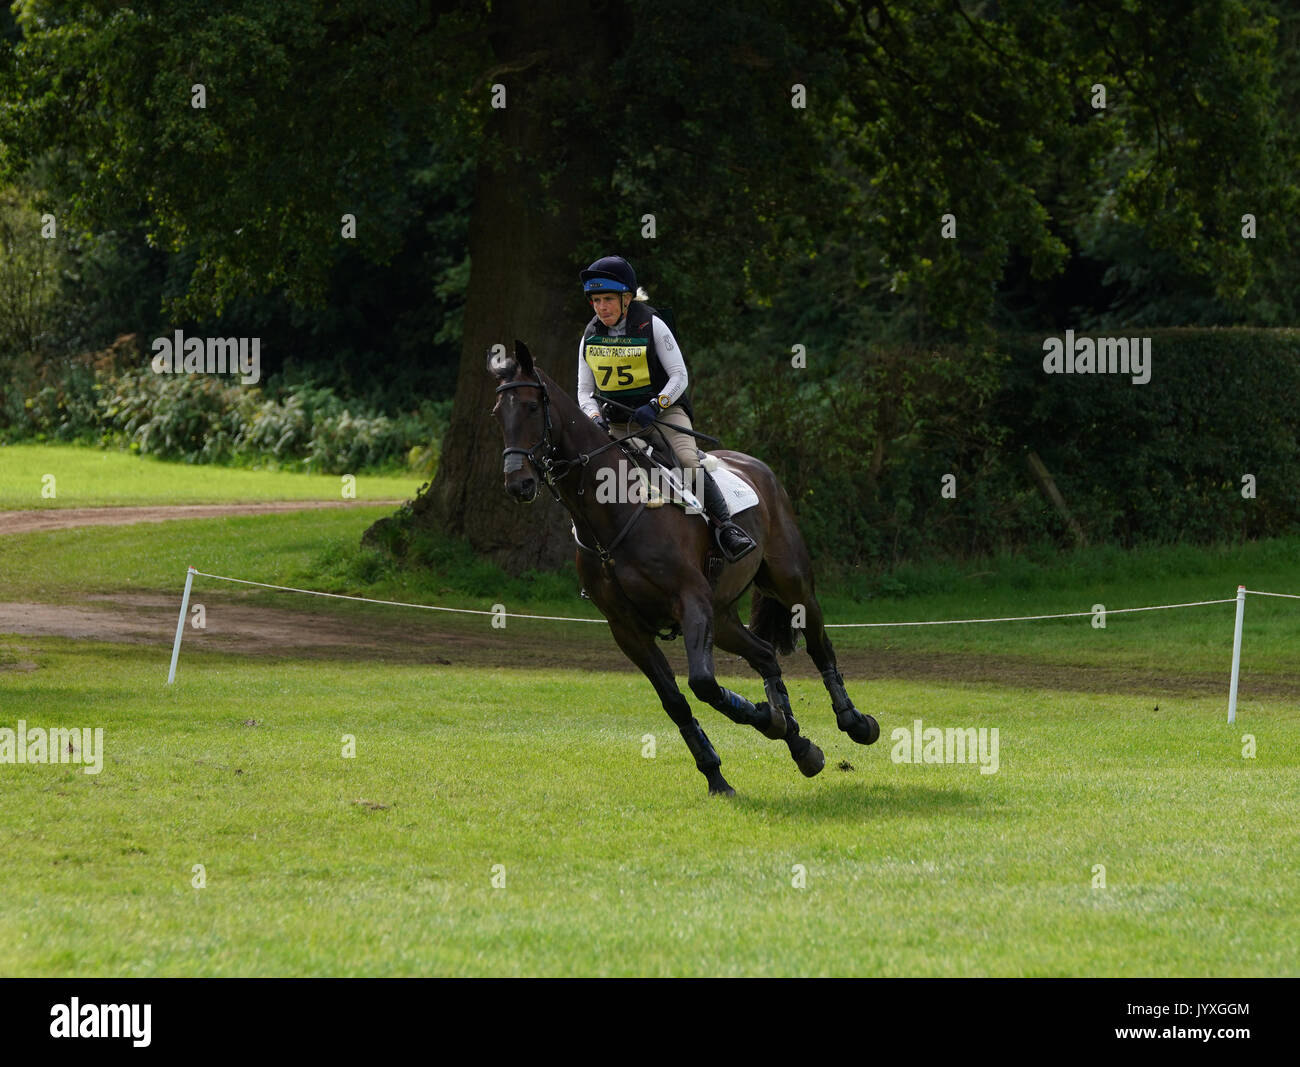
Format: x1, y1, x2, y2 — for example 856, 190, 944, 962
618, 442, 759, 518
574, 444, 757, 619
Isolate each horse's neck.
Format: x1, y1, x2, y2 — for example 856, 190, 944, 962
536, 368, 601, 455
536, 370, 647, 544
537, 368, 603, 479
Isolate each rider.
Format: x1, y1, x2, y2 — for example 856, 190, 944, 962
576, 255, 757, 562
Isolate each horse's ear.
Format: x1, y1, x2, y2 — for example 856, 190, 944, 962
487, 345, 517, 380
514, 340, 535, 377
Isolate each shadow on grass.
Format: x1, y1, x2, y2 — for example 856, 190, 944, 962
733, 779, 993, 820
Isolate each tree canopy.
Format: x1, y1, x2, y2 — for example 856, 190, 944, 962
1, 0, 1296, 567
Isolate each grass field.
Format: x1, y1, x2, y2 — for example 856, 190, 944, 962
1, 641, 1295, 977
0, 443, 423, 508
1, 444, 1298, 975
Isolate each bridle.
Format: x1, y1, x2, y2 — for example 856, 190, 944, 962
495, 377, 562, 496
493, 369, 680, 579
495, 373, 649, 501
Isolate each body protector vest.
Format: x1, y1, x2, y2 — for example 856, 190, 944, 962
582, 301, 693, 419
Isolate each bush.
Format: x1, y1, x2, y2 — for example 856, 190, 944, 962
3, 345, 448, 475
694, 328, 1300, 566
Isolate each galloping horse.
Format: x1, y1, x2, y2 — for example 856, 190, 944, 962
491, 341, 879, 796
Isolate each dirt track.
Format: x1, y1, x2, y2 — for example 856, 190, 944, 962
0, 500, 403, 535
2, 590, 1295, 698
1, 501, 1293, 697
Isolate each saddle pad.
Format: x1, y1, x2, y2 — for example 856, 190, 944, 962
574, 448, 760, 520
707, 461, 760, 517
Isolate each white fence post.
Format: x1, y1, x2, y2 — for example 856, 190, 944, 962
167, 566, 196, 685
1227, 585, 1246, 724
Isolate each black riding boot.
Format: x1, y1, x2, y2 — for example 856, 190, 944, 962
699, 468, 757, 562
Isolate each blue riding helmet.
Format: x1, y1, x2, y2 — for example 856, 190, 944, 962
581, 255, 636, 295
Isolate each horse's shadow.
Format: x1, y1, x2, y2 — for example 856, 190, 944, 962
731, 780, 994, 821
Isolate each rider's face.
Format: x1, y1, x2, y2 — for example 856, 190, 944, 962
590, 292, 628, 326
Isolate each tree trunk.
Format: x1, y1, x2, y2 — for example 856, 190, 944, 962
378, 1, 622, 573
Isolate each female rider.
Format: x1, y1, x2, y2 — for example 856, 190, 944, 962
576, 255, 757, 561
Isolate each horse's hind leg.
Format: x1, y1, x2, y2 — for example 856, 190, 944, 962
714, 610, 824, 778
608, 620, 734, 797
754, 557, 881, 747
799, 598, 880, 745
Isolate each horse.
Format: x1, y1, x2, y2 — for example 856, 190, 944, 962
490, 340, 880, 796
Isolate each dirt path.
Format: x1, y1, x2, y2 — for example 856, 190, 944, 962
1, 501, 1290, 697
1, 591, 1293, 698
0, 500, 404, 535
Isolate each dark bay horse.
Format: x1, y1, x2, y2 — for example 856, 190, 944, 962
491, 341, 879, 796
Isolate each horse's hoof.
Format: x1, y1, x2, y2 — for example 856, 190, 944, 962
795, 741, 825, 778
843, 713, 880, 746
705, 769, 735, 796
755, 700, 787, 740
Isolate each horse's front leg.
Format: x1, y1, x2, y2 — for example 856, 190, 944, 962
607, 620, 733, 797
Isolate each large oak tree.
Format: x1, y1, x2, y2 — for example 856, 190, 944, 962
2, 0, 1293, 569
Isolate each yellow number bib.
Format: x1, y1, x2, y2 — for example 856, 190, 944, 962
584, 338, 651, 392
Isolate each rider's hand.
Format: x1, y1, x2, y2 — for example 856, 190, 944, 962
591, 413, 610, 433
633, 402, 658, 428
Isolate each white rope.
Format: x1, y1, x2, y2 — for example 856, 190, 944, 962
189, 569, 607, 623
1244, 589, 1300, 600
822, 597, 1235, 628
187, 568, 1248, 629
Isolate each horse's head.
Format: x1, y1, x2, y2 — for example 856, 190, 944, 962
489, 340, 550, 503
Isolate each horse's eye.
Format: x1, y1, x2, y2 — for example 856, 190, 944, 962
527, 402, 539, 414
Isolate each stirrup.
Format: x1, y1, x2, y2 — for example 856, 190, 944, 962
714, 522, 757, 563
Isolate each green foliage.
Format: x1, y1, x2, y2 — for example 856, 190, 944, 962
813, 0, 1294, 336
696, 328, 1300, 567
4, 356, 448, 473
6, 2, 1291, 343
101, 370, 444, 472
0, 0, 487, 319
0, 186, 64, 362
1003, 327, 1300, 545
701, 337, 1016, 566
100, 369, 241, 462
16, 362, 106, 443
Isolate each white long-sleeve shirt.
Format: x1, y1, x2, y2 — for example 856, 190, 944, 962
577, 312, 688, 420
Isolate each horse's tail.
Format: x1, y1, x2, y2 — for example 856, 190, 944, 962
750, 589, 798, 655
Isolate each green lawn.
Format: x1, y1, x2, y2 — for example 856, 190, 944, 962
0, 639, 1295, 976
1, 447, 1298, 975
0, 443, 423, 508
